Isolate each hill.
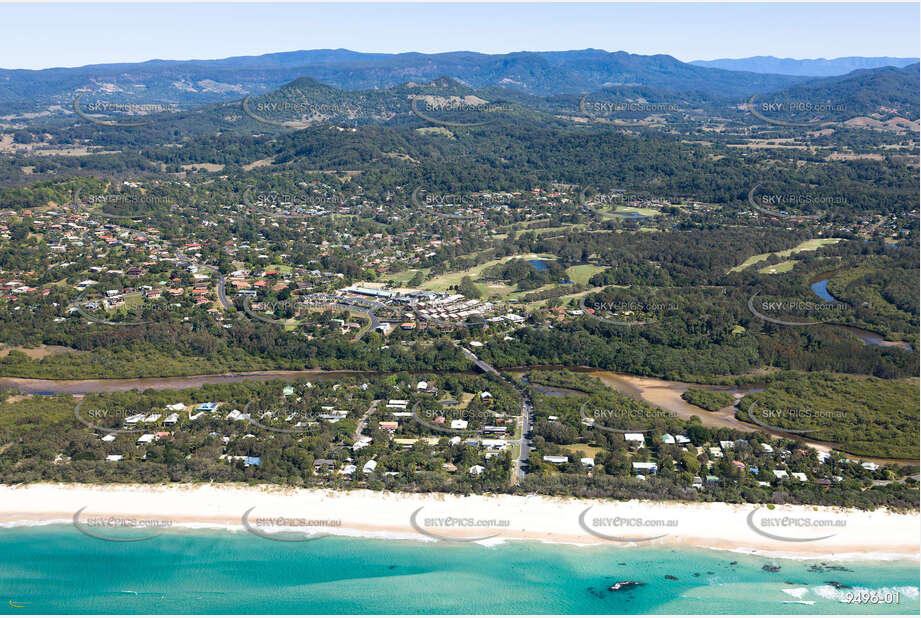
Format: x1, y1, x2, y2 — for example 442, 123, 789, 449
751, 64, 920, 126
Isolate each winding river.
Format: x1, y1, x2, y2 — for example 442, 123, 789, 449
809, 278, 913, 351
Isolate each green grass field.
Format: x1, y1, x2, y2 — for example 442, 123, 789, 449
565, 264, 606, 285
616, 205, 660, 216
416, 253, 556, 294
386, 268, 431, 285
265, 264, 293, 275
729, 238, 841, 273
758, 260, 798, 274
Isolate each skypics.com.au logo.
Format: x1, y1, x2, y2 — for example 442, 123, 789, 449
742, 402, 848, 436
74, 187, 168, 221
578, 95, 681, 125
241, 400, 330, 435
578, 507, 678, 542
579, 402, 677, 434
73, 278, 194, 327
411, 402, 500, 436
241, 90, 361, 129
241, 297, 304, 326
410, 96, 512, 128
747, 292, 848, 327
73, 401, 151, 435
747, 184, 846, 220
409, 507, 511, 542
578, 296, 679, 327
746, 507, 846, 543
242, 187, 345, 219
410, 186, 508, 221
746, 94, 847, 128
242, 506, 341, 542
73, 507, 172, 542
73, 94, 178, 127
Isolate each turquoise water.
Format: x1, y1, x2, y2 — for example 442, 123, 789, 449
1, 526, 918, 614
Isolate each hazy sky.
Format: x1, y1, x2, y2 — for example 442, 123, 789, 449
1, 2, 918, 70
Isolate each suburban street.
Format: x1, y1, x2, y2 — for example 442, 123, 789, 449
457, 343, 530, 484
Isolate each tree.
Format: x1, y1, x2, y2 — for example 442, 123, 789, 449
457, 276, 481, 299
409, 271, 426, 287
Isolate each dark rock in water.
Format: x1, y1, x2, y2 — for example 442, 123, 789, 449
618, 562, 627, 566
706, 571, 715, 575
388, 565, 396, 570
826, 581, 851, 589
693, 573, 701, 577
609, 581, 645, 592
729, 561, 738, 565
665, 575, 678, 580
762, 565, 781, 572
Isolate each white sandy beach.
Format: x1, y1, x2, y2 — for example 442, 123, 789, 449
1, 483, 918, 561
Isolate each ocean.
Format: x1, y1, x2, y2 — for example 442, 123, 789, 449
1, 526, 918, 614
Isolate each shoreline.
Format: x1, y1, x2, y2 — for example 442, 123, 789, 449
2, 483, 918, 562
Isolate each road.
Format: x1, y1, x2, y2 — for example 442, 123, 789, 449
303, 294, 385, 340
513, 386, 533, 485
459, 346, 499, 376
174, 248, 233, 309
457, 343, 529, 484
354, 399, 380, 441
212, 268, 232, 308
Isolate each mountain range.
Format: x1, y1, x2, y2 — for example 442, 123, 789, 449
691, 56, 919, 77
1, 49, 916, 134
0, 48, 811, 114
